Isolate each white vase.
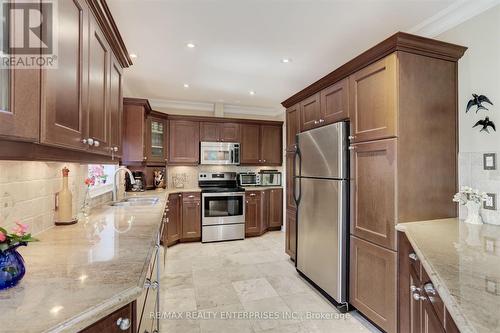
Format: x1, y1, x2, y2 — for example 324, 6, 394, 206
464, 201, 483, 225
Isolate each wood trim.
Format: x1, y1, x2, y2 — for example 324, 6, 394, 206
166, 114, 283, 126
86, 0, 132, 68
281, 32, 466, 108
0, 140, 116, 163
123, 98, 152, 113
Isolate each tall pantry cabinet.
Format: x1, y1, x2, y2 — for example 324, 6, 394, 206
282, 32, 466, 333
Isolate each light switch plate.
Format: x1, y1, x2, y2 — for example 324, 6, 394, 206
484, 153, 497, 170
484, 193, 497, 210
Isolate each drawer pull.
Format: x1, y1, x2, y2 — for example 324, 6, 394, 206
116, 317, 131, 330
144, 278, 151, 289
188, 195, 195, 198
424, 283, 436, 295
249, 193, 256, 196
410, 285, 421, 292
409, 253, 418, 261
412, 292, 426, 301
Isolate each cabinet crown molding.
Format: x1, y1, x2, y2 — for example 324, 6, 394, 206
281, 31, 467, 108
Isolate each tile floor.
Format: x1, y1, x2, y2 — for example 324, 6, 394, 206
160, 231, 379, 333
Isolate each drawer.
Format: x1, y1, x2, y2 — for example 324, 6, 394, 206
422, 269, 445, 327
246, 191, 261, 199
182, 192, 201, 202
80, 303, 134, 333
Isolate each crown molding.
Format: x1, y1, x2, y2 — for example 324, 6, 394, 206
148, 98, 284, 117
408, 0, 500, 37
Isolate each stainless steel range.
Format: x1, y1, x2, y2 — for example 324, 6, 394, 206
199, 172, 245, 243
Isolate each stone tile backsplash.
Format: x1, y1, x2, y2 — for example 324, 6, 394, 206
0, 161, 115, 235
459, 152, 500, 225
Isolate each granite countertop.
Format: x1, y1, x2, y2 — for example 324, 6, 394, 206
241, 186, 283, 190
0, 189, 169, 333
397, 218, 500, 333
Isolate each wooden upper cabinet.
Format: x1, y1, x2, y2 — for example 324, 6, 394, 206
122, 99, 150, 163
240, 124, 261, 164
350, 236, 397, 333
220, 122, 240, 142
300, 93, 321, 131
146, 115, 168, 164
200, 122, 240, 142
41, 0, 88, 150
349, 54, 397, 143
268, 189, 283, 228
351, 138, 397, 250
320, 78, 349, 125
169, 120, 200, 165
181, 193, 201, 240
260, 125, 282, 165
108, 56, 123, 157
88, 15, 111, 154
285, 104, 300, 151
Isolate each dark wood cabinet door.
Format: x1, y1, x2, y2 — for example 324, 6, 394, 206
261, 125, 283, 166
219, 122, 240, 142
260, 190, 269, 232
285, 208, 296, 260
147, 116, 168, 164
286, 152, 296, 210
349, 53, 397, 143
300, 93, 320, 131
350, 236, 397, 333
108, 55, 123, 157
351, 138, 397, 250
269, 189, 283, 228
182, 193, 201, 240
41, 0, 88, 150
245, 191, 261, 236
285, 104, 300, 151
166, 193, 182, 246
320, 78, 349, 125
241, 124, 261, 164
421, 298, 446, 333
169, 120, 200, 165
200, 122, 220, 142
88, 15, 111, 154
80, 303, 135, 333
122, 103, 146, 163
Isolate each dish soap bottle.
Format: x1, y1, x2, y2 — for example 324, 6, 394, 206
55, 167, 77, 225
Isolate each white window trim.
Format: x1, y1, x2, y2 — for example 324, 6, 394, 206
88, 183, 114, 198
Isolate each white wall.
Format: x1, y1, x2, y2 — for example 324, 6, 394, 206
437, 5, 500, 153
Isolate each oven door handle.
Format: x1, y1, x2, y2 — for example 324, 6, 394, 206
202, 192, 245, 197
230, 150, 234, 164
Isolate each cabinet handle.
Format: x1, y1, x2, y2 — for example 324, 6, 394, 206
188, 195, 195, 198
348, 135, 355, 140
116, 317, 131, 331
197, 203, 200, 206
259, 159, 262, 163
144, 278, 151, 288
424, 283, 436, 295
144, 157, 147, 160
314, 120, 319, 125
93, 140, 100, 147
412, 292, 426, 301
178, 194, 182, 197
319, 119, 325, 123
113, 146, 119, 152
81, 138, 88, 144
348, 146, 356, 150
262, 159, 266, 163
86, 138, 94, 146
410, 285, 421, 292
249, 193, 256, 196
409, 253, 418, 261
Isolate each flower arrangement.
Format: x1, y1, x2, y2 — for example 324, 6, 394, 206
452, 186, 488, 205
0, 222, 38, 253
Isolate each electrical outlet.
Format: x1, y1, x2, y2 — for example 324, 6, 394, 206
484, 193, 497, 210
483, 153, 497, 170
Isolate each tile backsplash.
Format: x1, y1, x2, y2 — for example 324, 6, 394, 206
0, 161, 116, 235
459, 152, 500, 225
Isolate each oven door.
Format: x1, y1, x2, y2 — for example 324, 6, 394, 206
202, 192, 245, 225
200, 142, 239, 165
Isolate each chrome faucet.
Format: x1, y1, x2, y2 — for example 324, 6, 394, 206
113, 167, 135, 202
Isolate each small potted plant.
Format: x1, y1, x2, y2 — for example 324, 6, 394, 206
453, 186, 488, 225
0, 222, 38, 290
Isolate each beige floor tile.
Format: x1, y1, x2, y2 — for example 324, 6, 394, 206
281, 292, 336, 314
242, 296, 296, 331
226, 263, 265, 282
161, 271, 194, 291
161, 287, 197, 312
256, 322, 309, 333
199, 303, 255, 333
160, 318, 201, 333
233, 278, 279, 303
266, 275, 309, 296
195, 282, 241, 310
193, 267, 231, 288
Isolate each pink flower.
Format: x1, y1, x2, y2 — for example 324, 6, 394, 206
12, 222, 29, 236
0, 231, 6, 242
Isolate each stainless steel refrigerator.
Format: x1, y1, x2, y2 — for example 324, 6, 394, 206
294, 121, 348, 310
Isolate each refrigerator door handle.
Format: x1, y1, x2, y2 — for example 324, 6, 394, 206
293, 147, 302, 205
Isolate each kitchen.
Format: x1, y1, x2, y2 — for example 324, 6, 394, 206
0, 1, 499, 333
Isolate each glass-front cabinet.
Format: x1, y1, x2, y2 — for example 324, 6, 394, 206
147, 116, 168, 164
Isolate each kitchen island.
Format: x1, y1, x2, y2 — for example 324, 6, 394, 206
397, 218, 500, 333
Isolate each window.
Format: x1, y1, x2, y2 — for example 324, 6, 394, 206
87, 164, 117, 197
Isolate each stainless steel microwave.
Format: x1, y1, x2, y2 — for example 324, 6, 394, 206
200, 142, 240, 165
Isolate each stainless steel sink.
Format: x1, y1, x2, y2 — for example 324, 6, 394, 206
109, 196, 160, 207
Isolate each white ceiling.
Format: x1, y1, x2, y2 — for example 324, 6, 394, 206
107, 0, 460, 113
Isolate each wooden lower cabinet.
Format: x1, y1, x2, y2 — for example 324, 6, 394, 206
181, 192, 201, 240
350, 236, 397, 333
79, 303, 135, 333
245, 191, 262, 236
398, 232, 459, 333
165, 193, 182, 246
269, 188, 283, 228
285, 208, 296, 261
245, 189, 283, 237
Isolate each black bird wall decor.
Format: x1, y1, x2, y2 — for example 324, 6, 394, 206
473, 117, 496, 133
466, 93, 493, 113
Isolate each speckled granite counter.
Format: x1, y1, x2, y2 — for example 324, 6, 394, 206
397, 218, 500, 333
0, 189, 174, 333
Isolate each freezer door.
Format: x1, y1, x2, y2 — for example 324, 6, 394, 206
297, 122, 347, 179
296, 178, 347, 303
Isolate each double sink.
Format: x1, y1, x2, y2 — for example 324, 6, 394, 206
109, 196, 160, 207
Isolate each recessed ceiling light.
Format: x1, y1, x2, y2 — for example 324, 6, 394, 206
281, 58, 291, 63
186, 43, 196, 48
129, 53, 138, 59
183, 83, 190, 88
249, 91, 256, 95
